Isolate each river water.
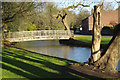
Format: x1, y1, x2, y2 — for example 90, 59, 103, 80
15, 40, 120, 71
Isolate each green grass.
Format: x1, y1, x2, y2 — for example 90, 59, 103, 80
74, 36, 112, 45
2, 47, 99, 79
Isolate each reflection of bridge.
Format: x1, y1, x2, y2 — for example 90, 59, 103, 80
4, 30, 73, 42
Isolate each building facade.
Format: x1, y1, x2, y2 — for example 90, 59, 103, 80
82, 9, 119, 34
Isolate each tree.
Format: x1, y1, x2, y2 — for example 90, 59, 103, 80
37, 2, 64, 30
67, 11, 77, 29
2, 2, 35, 31
2, 2, 35, 23
75, 10, 90, 27
88, 3, 120, 73
94, 24, 120, 73
56, 3, 89, 31
43, 2, 62, 30
56, 10, 70, 30
89, 4, 103, 63
61, 2, 120, 73
2, 2, 65, 31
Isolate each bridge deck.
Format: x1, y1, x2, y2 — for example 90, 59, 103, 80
4, 30, 73, 42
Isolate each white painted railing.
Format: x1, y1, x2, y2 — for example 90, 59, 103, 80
4, 30, 74, 42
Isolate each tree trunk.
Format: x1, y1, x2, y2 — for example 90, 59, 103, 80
56, 10, 70, 31
90, 5, 102, 63
94, 24, 120, 73
61, 10, 70, 31
62, 15, 70, 31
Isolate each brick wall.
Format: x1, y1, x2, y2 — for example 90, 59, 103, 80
82, 9, 119, 32
101, 10, 118, 27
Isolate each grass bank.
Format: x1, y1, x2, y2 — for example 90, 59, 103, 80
74, 36, 112, 45
3, 47, 96, 79
2, 47, 114, 79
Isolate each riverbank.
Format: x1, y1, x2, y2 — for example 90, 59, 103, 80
59, 36, 112, 49
59, 38, 108, 49
74, 36, 112, 45
2, 47, 120, 79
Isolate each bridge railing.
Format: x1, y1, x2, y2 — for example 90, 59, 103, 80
4, 30, 74, 39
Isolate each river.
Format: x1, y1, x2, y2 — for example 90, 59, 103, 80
15, 40, 120, 71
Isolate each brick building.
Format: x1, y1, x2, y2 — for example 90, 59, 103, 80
81, 9, 119, 34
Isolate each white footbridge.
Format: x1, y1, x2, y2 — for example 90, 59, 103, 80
4, 30, 74, 42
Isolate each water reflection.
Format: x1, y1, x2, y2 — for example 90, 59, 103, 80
15, 40, 119, 71
15, 40, 91, 62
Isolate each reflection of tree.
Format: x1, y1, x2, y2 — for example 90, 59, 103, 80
63, 46, 70, 59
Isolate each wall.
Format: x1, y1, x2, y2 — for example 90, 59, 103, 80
81, 17, 89, 34
81, 9, 119, 35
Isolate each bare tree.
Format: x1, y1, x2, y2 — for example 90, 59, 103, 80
103, 2, 115, 11
56, 10, 70, 30
88, 3, 120, 73
76, 10, 90, 26
89, 4, 103, 63
94, 24, 120, 73
56, 3, 89, 31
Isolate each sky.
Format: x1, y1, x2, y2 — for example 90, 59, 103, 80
33, 0, 120, 2
2, 0, 120, 2
54, 0, 119, 14
1, 0, 120, 14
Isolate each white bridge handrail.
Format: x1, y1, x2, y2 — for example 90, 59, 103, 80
4, 30, 74, 42
4, 30, 73, 38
